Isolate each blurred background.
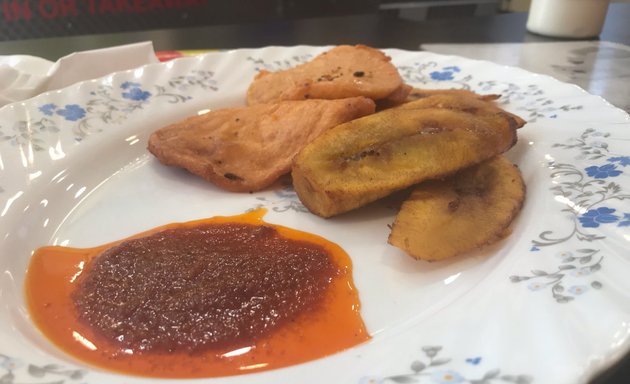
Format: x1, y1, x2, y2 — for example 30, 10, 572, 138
0, 0, 628, 41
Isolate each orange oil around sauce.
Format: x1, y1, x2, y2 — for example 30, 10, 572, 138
25, 209, 369, 378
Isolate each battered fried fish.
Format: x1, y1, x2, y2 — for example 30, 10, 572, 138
291, 94, 521, 217
388, 155, 525, 261
246, 45, 408, 105
148, 97, 375, 192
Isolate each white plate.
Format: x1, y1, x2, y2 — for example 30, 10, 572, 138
1, 46, 629, 384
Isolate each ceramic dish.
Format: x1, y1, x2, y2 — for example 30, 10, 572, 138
1, 46, 629, 384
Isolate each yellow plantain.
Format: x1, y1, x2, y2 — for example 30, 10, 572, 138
377, 87, 501, 110
396, 92, 526, 128
291, 94, 522, 218
388, 155, 525, 261
405, 88, 501, 103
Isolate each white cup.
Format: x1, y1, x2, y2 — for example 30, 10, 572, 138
526, 0, 611, 38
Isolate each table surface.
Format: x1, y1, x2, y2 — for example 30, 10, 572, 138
1, 4, 629, 384
0, 4, 629, 59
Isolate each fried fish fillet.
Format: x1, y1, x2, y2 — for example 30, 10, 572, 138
388, 155, 525, 261
291, 94, 521, 217
246, 45, 408, 105
148, 97, 375, 192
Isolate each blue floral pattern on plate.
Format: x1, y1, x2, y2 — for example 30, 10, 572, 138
397, 62, 582, 122
0, 353, 86, 384
534, 129, 629, 245
0, 70, 216, 149
579, 207, 622, 227
585, 164, 623, 179
511, 249, 603, 303
249, 179, 308, 213
359, 346, 531, 384
429, 66, 461, 81
246, 54, 313, 72
509, 129, 630, 302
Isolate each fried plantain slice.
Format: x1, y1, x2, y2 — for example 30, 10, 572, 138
388, 155, 525, 261
376, 87, 500, 110
291, 94, 521, 218
406, 88, 500, 103
396, 92, 526, 129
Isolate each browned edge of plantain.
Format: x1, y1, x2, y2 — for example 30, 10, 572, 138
387, 155, 526, 261
291, 94, 523, 218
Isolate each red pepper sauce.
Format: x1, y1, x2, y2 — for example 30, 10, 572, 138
25, 209, 369, 378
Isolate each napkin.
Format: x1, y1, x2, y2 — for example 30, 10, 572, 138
0, 41, 159, 107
